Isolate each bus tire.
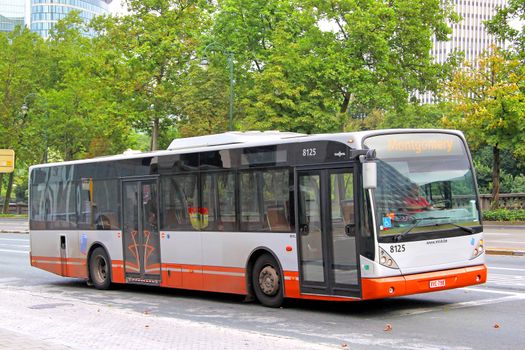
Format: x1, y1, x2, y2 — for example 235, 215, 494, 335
252, 253, 284, 308
89, 247, 112, 290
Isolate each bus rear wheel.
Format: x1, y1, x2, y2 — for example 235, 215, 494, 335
252, 254, 284, 308
89, 247, 112, 290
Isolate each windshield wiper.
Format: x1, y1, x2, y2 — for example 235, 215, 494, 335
394, 218, 476, 242
394, 216, 447, 242
437, 222, 475, 234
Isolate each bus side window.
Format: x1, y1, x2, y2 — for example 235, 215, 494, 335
161, 175, 198, 231
240, 168, 293, 233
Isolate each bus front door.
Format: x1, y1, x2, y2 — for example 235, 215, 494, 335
296, 168, 360, 298
122, 179, 161, 285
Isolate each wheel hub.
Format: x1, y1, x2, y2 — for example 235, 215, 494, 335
259, 266, 279, 296
94, 256, 107, 283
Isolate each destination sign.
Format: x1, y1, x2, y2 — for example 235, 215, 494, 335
364, 133, 466, 159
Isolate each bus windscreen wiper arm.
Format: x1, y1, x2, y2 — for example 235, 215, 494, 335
394, 217, 449, 242
439, 222, 475, 234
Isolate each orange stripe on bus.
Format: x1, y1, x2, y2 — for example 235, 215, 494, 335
31, 256, 85, 263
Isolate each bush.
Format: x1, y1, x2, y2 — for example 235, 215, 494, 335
482, 209, 525, 222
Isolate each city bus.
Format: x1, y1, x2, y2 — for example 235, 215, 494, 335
28, 129, 486, 307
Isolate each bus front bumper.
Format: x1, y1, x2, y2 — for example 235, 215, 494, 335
361, 264, 487, 300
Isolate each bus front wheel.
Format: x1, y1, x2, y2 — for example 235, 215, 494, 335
89, 247, 112, 290
252, 254, 284, 308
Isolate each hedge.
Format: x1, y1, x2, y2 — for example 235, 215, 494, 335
482, 209, 525, 222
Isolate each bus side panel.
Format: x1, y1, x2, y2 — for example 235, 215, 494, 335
30, 230, 85, 278
30, 230, 124, 282
158, 231, 299, 296
159, 231, 203, 290
201, 231, 298, 296
84, 230, 125, 284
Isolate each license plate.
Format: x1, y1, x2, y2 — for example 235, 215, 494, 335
429, 279, 446, 288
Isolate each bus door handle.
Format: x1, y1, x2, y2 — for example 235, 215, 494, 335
299, 224, 309, 235
345, 224, 355, 237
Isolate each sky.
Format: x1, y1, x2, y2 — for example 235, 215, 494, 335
108, 0, 128, 15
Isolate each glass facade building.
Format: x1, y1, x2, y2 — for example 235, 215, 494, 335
419, 0, 508, 103
0, 0, 24, 32
30, 0, 112, 38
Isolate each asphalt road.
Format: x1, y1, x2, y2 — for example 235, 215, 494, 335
1, 232, 525, 349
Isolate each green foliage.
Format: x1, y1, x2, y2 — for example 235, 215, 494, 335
482, 209, 525, 222
174, 63, 231, 136
209, 0, 457, 132
381, 103, 450, 129
92, 0, 211, 149
485, 0, 525, 58
442, 47, 525, 206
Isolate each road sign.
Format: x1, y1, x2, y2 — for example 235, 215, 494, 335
0, 149, 15, 173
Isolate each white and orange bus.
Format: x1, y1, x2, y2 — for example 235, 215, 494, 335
29, 129, 486, 307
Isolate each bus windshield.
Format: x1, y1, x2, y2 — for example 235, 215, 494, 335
364, 133, 480, 241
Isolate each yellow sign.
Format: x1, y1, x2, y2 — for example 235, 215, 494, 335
0, 149, 15, 173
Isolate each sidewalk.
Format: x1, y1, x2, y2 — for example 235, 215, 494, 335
0, 328, 72, 350
483, 222, 525, 256
0, 287, 334, 350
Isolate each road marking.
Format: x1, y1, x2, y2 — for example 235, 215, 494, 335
446, 294, 525, 309
0, 238, 28, 242
0, 243, 29, 248
396, 293, 525, 317
489, 266, 525, 272
0, 248, 28, 254
486, 274, 525, 288
463, 287, 523, 295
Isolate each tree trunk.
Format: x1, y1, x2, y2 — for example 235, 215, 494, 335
2, 172, 14, 214
340, 92, 350, 115
339, 92, 351, 132
150, 117, 159, 151
491, 145, 500, 210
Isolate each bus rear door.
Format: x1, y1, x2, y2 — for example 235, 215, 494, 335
122, 178, 161, 285
296, 167, 361, 298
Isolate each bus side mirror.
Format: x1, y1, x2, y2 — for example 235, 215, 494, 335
363, 162, 377, 189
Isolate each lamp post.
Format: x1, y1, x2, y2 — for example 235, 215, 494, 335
22, 93, 48, 163
199, 43, 235, 131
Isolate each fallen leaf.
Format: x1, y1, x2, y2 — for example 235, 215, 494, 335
341, 343, 348, 348
494, 323, 500, 329
384, 324, 392, 331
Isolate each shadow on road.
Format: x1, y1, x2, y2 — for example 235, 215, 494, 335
40, 278, 450, 319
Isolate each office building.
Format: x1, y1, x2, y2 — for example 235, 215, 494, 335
420, 0, 508, 103
0, 0, 24, 32
0, 0, 112, 37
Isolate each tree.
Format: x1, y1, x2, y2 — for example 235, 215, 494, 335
0, 27, 49, 211
485, 0, 525, 58
92, 0, 211, 150
442, 47, 525, 208
380, 103, 451, 129
210, 0, 458, 132
44, 12, 133, 161
174, 63, 231, 137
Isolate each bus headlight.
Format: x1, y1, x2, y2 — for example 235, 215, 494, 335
470, 239, 484, 260
379, 247, 399, 269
